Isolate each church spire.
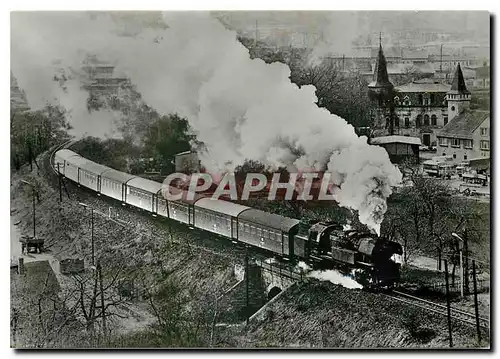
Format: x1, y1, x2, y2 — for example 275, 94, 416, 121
449, 63, 470, 94
369, 33, 393, 91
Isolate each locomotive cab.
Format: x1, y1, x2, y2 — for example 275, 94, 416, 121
307, 221, 343, 256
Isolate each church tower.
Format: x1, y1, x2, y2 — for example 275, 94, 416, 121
368, 34, 394, 136
446, 63, 471, 120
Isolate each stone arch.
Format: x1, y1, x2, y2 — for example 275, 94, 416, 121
268, 286, 282, 301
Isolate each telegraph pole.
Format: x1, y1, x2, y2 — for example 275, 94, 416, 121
245, 245, 249, 326
444, 260, 453, 348
21, 180, 36, 239
80, 203, 95, 266
98, 261, 106, 338
440, 44, 443, 74
57, 163, 62, 202
32, 187, 35, 238
464, 230, 469, 295
472, 260, 481, 344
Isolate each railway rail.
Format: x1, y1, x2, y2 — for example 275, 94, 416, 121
388, 290, 489, 330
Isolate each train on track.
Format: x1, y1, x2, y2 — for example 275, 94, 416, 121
55, 148, 403, 289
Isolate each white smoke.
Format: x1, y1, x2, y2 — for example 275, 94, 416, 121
308, 269, 363, 289
10, 12, 123, 139
307, 12, 363, 66
10, 11, 402, 231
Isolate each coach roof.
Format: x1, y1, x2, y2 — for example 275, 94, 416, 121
238, 208, 301, 233
56, 149, 80, 161
195, 198, 250, 217
101, 168, 137, 183
127, 177, 163, 194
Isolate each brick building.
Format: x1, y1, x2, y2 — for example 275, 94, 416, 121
369, 42, 484, 149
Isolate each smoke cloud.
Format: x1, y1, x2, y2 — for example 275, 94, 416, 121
307, 12, 362, 66
10, 11, 402, 232
11, 12, 123, 139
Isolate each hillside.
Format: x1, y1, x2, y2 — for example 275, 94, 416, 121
224, 280, 487, 349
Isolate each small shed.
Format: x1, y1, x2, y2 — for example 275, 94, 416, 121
174, 151, 200, 173
370, 135, 421, 164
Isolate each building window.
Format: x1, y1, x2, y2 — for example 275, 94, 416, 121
424, 114, 430, 126
480, 127, 489, 136
423, 93, 431, 106
418, 94, 423, 105
464, 155, 468, 160
480, 140, 490, 150
431, 114, 437, 126
438, 137, 448, 146
453, 153, 457, 159
403, 96, 410, 106
394, 96, 400, 106
416, 114, 422, 128
451, 106, 455, 111
463, 139, 472, 149
385, 117, 390, 129
404, 117, 410, 128
395, 117, 399, 127
444, 116, 448, 126
451, 138, 460, 147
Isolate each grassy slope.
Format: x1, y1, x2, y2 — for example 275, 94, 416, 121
225, 280, 487, 349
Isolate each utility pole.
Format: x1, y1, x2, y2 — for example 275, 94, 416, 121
21, 180, 36, 239
444, 260, 453, 348
32, 187, 35, 238
255, 20, 258, 47
464, 230, 469, 295
440, 44, 443, 74
98, 261, 106, 338
80, 203, 95, 266
245, 245, 249, 326
472, 260, 481, 344
452, 232, 464, 297
57, 163, 62, 203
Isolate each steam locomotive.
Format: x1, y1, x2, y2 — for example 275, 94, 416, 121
55, 149, 403, 289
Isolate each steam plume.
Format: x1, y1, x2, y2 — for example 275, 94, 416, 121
10, 11, 402, 231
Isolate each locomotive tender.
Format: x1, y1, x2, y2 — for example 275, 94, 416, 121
55, 149, 403, 288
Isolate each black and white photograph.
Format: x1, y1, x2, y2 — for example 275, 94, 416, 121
9, 9, 491, 349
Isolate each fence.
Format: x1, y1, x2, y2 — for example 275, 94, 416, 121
426, 278, 490, 295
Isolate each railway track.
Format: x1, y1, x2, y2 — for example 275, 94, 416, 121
388, 290, 489, 330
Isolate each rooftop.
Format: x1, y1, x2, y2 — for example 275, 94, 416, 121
437, 110, 489, 140
395, 78, 450, 93
371, 135, 422, 146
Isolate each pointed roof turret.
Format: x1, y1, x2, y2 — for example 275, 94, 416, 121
368, 34, 393, 91
448, 63, 470, 94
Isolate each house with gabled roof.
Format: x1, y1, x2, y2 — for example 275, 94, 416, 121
436, 110, 490, 163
